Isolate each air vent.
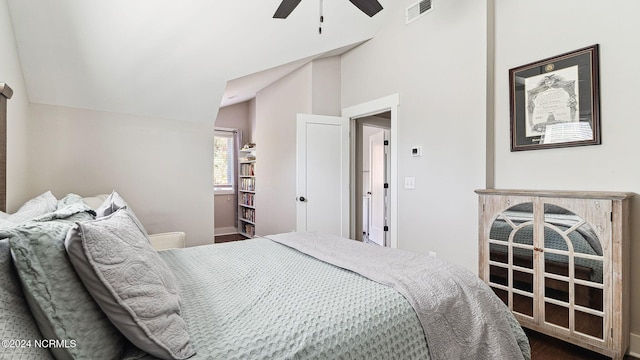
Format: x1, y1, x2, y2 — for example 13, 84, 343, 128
406, 0, 432, 24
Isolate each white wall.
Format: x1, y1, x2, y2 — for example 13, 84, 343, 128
341, 0, 489, 270
0, 0, 31, 211
28, 104, 215, 247
493, 0, 640, 351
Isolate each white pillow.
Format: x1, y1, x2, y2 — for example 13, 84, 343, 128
82, 194, 109, 210
95, 191, 148, 236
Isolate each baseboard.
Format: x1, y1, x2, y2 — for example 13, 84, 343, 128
630, 332, 640, 357
214, 227, 237, 236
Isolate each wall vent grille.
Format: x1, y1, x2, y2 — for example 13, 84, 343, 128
406, 0, 432, 24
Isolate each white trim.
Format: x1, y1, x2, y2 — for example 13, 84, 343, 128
214, 188, 234, 195
214, 227, 238, 236
342, 94, 400, 249
629, 332, 640, 358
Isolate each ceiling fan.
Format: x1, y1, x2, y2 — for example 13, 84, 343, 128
273, 0, 383, 19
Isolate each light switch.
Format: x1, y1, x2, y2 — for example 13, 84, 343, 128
404, 177, 416, 189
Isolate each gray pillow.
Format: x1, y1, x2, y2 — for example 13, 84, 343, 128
4, 207, 128, 360
66, 208, 195, 360
95, 190, 148, 236
0, 239, 54, 360
8, 191, 57, 223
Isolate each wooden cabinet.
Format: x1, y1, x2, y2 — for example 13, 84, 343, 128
238, 148, 256, 238
475, 189, 633, 360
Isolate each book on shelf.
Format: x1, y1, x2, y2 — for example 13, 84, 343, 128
240, 178, 255, 191
240, 163, 255, 176
241, 192, 255, 206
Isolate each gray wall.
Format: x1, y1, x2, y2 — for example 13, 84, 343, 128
341, 0, 489, 270
254, 63, 312, 236
254, 57, 342, 236
28, 104, 215, 247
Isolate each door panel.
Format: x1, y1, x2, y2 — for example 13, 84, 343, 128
296, 114, 349, 237
368, 131, 385, 246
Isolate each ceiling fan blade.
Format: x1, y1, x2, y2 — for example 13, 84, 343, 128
273, 0, 303, 18
348, 0, 383, 17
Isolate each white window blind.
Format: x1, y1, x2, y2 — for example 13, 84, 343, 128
213, 130, 235, 193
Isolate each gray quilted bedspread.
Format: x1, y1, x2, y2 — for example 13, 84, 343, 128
267, 232, 530, 360
158, 238, 430, 360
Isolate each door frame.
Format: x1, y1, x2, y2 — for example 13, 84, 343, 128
343, 94, 399, 248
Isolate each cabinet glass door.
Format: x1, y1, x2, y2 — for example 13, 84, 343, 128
488, 201, 536, 319
540, 200, 609, 343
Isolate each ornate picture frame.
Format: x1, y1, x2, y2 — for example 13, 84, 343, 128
509, 45, 600, 151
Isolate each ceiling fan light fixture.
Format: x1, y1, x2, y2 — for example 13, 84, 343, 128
273, 0, 383, 19
273, 0, 303, 19
348, 0, 383, 17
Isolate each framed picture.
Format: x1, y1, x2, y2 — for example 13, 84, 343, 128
509, 45, 600, 151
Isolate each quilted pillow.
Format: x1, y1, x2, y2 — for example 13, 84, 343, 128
4, 206, 128, 360
0, 239, 54, 359
95, 190, 148, 236
8, 191, 57, 223
66, 208, 195, 360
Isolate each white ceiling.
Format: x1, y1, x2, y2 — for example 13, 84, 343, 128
8, 0, 394, 122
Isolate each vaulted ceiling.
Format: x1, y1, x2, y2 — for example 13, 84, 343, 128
8, 0, 394, 122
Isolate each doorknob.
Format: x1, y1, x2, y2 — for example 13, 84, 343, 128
298, 196, 307, 202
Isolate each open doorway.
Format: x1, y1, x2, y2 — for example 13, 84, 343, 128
355, 113, 391, 246
343, 94, 399, 248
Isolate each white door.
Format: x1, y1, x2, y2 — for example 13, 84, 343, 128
368, 130, 389, 246
296, 114, 350, 238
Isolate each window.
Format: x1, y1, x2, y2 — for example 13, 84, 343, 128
213, 130, 236, 194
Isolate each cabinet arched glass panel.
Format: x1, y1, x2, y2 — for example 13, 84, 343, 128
542, 203, 604, 340
487, 201, 606, 340
488, 202, 536, 319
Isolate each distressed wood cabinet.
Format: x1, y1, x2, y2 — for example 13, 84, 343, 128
475, 189, 633, 360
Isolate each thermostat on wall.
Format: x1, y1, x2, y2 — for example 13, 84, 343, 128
411, 146, 422, 157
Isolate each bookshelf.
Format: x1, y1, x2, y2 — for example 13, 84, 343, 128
238, 147, 256, 238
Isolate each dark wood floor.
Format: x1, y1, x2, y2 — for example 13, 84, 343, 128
527, 329, 638, 360
214, 233, 250, 243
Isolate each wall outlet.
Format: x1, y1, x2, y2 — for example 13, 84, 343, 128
428, 251, 437, 258
404, 177, 416, 189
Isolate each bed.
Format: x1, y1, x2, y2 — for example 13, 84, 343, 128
0, 191, 531, 360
